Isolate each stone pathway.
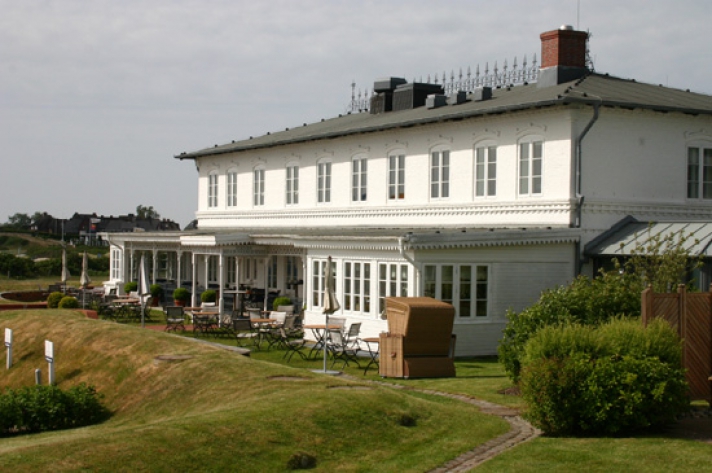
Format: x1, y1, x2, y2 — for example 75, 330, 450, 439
339, 374, 541, 472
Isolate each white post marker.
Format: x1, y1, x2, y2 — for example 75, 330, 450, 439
45, 340, 55, 385
5, 328, 12, 369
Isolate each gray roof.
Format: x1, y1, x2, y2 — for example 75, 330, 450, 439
175, 73, 712, 160
585, 217, 712, 257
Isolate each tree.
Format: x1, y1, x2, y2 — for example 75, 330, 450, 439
136, 205, 160, 219
6, 213, 32, 229
614, 225, 704, 292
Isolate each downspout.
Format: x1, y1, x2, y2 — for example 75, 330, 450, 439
399, 235, 421, 297
574, 101, 600, 274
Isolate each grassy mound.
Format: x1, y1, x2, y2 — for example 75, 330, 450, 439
0, 310, 507, 471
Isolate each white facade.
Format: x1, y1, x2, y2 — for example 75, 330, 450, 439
105, 29, 712, 356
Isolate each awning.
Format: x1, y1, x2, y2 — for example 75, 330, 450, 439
584, 217, 712, 257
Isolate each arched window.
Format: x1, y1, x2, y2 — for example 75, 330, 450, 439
208, 171, 218, 208
351, 154, 368, 202
518, 136, 544, 196
226, 168, 238, 207
253, 166, 265, 206
286, 163, 299, 205
317, 158, 332, 203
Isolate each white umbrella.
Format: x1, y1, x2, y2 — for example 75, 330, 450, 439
79, 251, 91, 288
317, 256, 340, 374
60, 247, 70, 291
138, 254, 151, 328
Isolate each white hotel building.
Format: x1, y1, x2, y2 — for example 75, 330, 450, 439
104, 27, 712, 355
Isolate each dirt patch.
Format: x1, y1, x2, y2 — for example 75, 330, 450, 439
327, 385, 373, 391
154, 354, 194, 363
267, 376, 310, 382
496, 386, 521, 396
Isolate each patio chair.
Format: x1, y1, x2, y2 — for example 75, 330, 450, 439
233, 318, 258, 347
280, 328, 308, 362
326, 323, 362, 369
164, 306, 186, 332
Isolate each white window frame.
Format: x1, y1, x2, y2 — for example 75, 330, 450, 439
423, 264, 489, 318
317, 160, 332, 203
311, 258, 336, 309
208, 171, 218, 208
343, 260, 371, 315
518, 138, 543, 196
388, 153, 406, 200
475, 144, 497, 197
430, 148, 450, 199
253, 167, 265, 207
227, 169, 238, 207
687, 144, 712, 200
378, 262, 409, 314
351, 155, 368, 202
111, 248, 122, 280
286, 163, 299, 205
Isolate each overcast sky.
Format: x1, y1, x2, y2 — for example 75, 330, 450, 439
1, 0, 711, 228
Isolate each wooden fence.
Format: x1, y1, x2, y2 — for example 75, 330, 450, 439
641, 284, 712, 403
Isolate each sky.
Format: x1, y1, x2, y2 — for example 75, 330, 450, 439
2, 0, 711, 228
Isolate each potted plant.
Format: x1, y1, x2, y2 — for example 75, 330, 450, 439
124, 281, 138, 295
272, 296, 292, 311
173, 287, 190, 307
150, 284, 164, 307
201, 289, 217, 304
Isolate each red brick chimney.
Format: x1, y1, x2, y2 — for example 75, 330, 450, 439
538, 25, 589, 87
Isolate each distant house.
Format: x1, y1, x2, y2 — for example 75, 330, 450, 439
103, 26, 712, 356
33, 212, 180, 245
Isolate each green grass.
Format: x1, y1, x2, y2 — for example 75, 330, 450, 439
0, 310, 508, 472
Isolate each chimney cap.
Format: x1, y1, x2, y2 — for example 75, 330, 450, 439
559, 24, 574, 31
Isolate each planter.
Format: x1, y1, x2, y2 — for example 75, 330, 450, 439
174, 299, 186, 307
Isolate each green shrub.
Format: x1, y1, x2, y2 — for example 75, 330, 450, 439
201, 289, 217, 303
123, 281, 138, 294
0, 383, 109, 436
150, 284, 164, 299
173, 287, 190, 303
498, 271, 642, 381
273, 296, 292, 310
47, 291, 65, 308
519, 319, 688, 435
58, 296, 79, 309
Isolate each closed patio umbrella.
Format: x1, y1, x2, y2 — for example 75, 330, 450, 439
138, 254, 150, 328
79, 250, 91, 288
316, 256, 340, 375
60, 246, 70, 292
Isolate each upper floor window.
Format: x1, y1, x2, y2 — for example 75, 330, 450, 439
286, 164, 299, 205
475, 145, 497, 197
208, 172, 218, 208
430, 149, 450, 199
352, 156, 368, 202
253, 167, 265, 206
317, 160, 332, 203
227, 170, 238, 207
519, 139, 543, 195
687, 145, 712, 199
388, 153, 405, 200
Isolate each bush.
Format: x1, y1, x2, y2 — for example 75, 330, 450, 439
123, 281, 138, 294
273, 296, 292, 310
58, 296, 79, 309
498, 271, 642, 382
47, 291, 65, 308
150, 284, 164, 299
201, 289, 217, 303
0, 383, 109, 436
0, 253, 37, 279
173, 287, 190, 302
519, 319, 688, 435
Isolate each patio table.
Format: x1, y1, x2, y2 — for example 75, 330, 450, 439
192, 310, 220, 335
304, 324, 342, 359
360, 337, 380, 375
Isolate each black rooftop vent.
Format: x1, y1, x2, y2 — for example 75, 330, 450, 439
370, 77, 407, 114
393, 83, 444, 111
